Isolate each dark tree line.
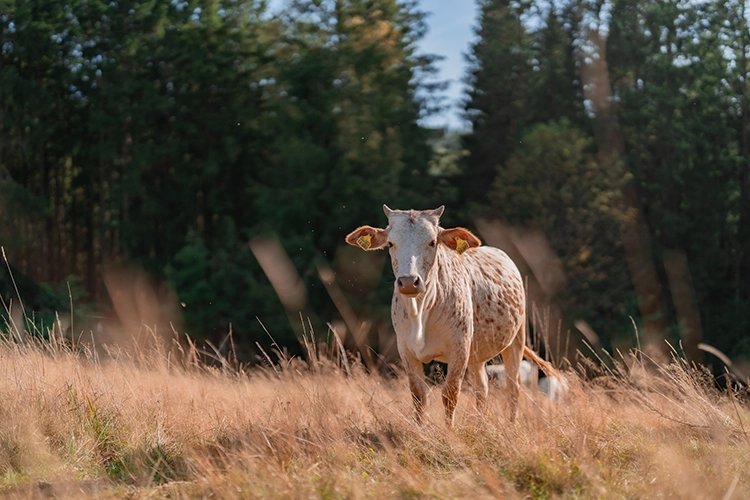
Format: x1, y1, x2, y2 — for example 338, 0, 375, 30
0, 0, 451, 351
2, 0, 749, 363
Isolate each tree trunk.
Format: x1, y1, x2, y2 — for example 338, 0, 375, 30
121, 131, 132, 260
738, 0, 750, 319
38, 143, 48, 283
100, 148, 108, 278
662, 249, 703, 363
580, 28, 670, 360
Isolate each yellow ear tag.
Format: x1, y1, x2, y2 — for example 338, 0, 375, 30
455, 237, 469, 255
356, 234, 372, 250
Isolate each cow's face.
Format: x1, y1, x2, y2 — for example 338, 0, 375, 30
382, 206, 443, 296
345, 206, 481, 297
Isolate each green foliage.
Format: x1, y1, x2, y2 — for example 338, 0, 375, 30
4, 0, 750, 361
489, 121, 631, 331
0, 261, 89, 340
164, 232, 215, 338
462, 1, 587, 209
0, 0, 444, 351
606, 0, 749, 354
461, 0, 534, 207
465, 0, 750, 359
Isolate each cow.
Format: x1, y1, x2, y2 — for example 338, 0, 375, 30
487, 360, 569, 401
486, 360, 535, 386
345, 205, 559, 426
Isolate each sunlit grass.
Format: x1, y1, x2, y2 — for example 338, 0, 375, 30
0, 329, 748, 499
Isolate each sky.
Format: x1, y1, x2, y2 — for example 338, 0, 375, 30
268, 0, 481, 131
415, 0, 480, 131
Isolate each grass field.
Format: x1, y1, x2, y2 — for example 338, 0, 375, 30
0, 331, 749, 499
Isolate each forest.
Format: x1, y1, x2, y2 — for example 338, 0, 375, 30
1, 0, 749, 369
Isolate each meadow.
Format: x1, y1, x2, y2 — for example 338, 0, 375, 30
0, 328, 748, 500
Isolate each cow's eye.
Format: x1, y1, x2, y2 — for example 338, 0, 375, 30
387, 241, 394, 248
429, 240, 436, 247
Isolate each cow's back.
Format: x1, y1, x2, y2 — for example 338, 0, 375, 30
461, 246, 526, 363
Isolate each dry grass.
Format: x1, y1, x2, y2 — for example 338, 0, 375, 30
0, 334, 749, 500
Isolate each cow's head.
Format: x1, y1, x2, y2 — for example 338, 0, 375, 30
345, 205, 481, 297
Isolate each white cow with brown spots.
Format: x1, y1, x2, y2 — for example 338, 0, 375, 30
346, 205, 558, 426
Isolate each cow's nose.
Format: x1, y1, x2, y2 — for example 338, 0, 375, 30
397, 275, 422, 295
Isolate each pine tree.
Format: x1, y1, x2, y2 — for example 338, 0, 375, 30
463, 0, 535, 207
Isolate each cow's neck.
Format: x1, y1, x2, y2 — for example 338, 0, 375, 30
404, 249, 446, 358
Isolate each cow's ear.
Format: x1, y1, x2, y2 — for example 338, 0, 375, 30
345, 226, 388, 251
438, 227, 481, 255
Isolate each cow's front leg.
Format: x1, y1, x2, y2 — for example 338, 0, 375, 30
401, 350, 428, 423
444, 344, 470, 427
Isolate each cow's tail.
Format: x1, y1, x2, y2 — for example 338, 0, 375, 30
523, 346, 562, 381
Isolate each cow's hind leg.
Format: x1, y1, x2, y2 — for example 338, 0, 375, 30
499, 325, 525, 422
466, 361, 489, 413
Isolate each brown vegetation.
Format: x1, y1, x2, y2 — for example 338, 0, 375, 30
0, 334, 748, 499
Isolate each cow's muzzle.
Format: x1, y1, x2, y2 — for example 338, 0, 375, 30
396, 274, 424, 296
